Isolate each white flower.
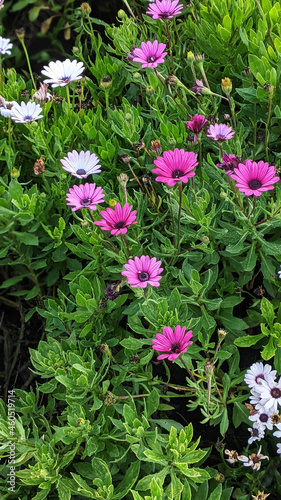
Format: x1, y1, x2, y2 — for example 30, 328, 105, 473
249, 387, 263, 407
60, 150, 101, 179
238, 445, 269, 471
0, 36, 12, 55
249, 406, 274, 431
255, 377, 281, 413
41, 59, 84, 88
244, 362, 276, 388
10, 102, 43, 123
0, 97, 17, 118
277, 443, 281, 455
247, 426, 265, 445
278, 265, 281, 278
273, 422, 281, 438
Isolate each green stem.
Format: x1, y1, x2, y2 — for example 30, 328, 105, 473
227, 95, 236, 130
178, 354, 196, 382
167, 191, 176, 244
265, 94, 272, 162
104, 89, 110, 120
65, 86, 71, 107
165, 19, 175, 74
248, 195, 257, 219
253, 103, 257, 160
120, 233, 131, 257
19, 39, 36, 90
177, 182, 182, 252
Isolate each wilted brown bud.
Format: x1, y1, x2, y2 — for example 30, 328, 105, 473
20, 89, 29, 99
117, 172, 129, 186
98, 344, 111, 356
33, 157, 45, 175
208, 114, 218, 124
223, 112, 231, 121
142, 174, 151, 185
133, 139, 145, 151
151, 139, 162, 154
165, 75, 178, 86
217, 328, 227, 340
129, 355, 140, 364
33, 83, 52, 103
243, 66, 251, 77
204, 361, 214, 376
120, 154, 131, 164
100, 75, 112, 89
263, 82, 274, 97
15, 27, 25, 41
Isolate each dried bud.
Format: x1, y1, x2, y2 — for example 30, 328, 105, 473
11, 167, 20, 179
33, 82, 53, 104
100, 75, 112, 89
204, 361, 214, 376
103, 391, 117, 406
53, 95, 64, 104
263, 82, 274, 96
222, 112, 231, 121
120, 154, 131, 164
142, 174, 151, 185
165, 75, 178, 86
207, 114, 218, 124
151, 139, 162, 154
76, 418, 85, 426
104, 283, 120, 301
20, 89, 29, 99
15, 27, 25, 41
129, 355, 140, 364
257, 130, 265, 142
187, 51, 195, 62
33, 157, 45, 175
98, 344, 111, 356
221, 77, 232, 95
80, 2, 92, 15
133, 139, 145, 151
243, 66, 252, 77
117, 172, 129, 186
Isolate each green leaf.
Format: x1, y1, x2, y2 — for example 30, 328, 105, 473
120, 337, 150, 350
234, 333, 264, 347
261, 297, 275, 327
114, 461, 140, 499
208, 483, 222, 500
233, 402, 250, 428
261, 337, 276, 360
90, 457, 112, 487
220, 408, 229, 435
13, 231, 39, 246
57, 478, 72, 500
146, 388, 160, 418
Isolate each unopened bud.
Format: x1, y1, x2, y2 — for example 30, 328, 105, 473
109, 199, 117, 207
125, 113, 132, 121
81, 220, 89, 228
100, 75, 112, 89
218, 328, 227, 340
15, 27, 25, 41
187, 51, 195, 62
263, 82, 274, 96
80, 2, 92, 15
221, 77, 232, 95
146, 85, 155, 96
120, 154, 131, 164
11, 167, 20, 178
117, 9, 127, 19
98, 344, 111, 356
103, 391, 116, 406
201, 235, 209, 244
214, 473, 225, 483
220, 191, 228, 199
204, 361, 214, 376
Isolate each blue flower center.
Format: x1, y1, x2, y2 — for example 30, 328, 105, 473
76, 169, 86, 175
24, 115, 33, 121
81, 198, 91, 206
60, 76, 71, 83
138, 271, 149, 282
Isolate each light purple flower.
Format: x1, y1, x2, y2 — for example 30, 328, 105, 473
66, 183, 104, 212
146, 0, 183, 19
60, 150, 101, 179
129, 41, 167, 68
207, 123, 235, 142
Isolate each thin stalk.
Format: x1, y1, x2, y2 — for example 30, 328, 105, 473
253, 103, 257, 160
122, 0, 137, 21
19, 39, 36, 90
153, 69, 188, 113
65, 86, 71, 107
197, 136, 202, 182
165, 19, 175, 74
265, 94, 272, 162
178, 354, 196, 382
86, 13, 98, 51
167, 191, 176, 244
227, 95, 236, 130
120, 233, 131, 257
104, 89, 110, 121
177, 181, 182, 252
248, 195, 257, 218
199, 65, 216, 111
254, 206, 281, 226
127, 161, 145, 192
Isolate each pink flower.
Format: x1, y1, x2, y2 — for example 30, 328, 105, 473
66, 183, 104, 211
146, 0, 183, 19
186, 114, 208, 142
152, 148, 198, 186
94, 203, 137, 235
207, 123, 235, 142
230, 160, 280, 196
216, 153, 242, 175
152, 325, 193, 361
130, 41, 167, 68
121, 255, 163, 288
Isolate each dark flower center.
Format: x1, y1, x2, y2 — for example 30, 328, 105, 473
172, 169, 184, 179
252, 428, 259, 437
170, 343, 180, 353
81, 198, 91, 206
24, 115, 33, 121
259, 413, 268, 423
216, 134, 226, 141
271, 414, 280, 424
147, 56, 156, 63
271, 387, 281, 399
114, 220, 126, 229
248, 179, 262, 190
77, 168, 86, 175
160, 12, 170, 18
255, 373, 265, 383
138, 271, 150, 282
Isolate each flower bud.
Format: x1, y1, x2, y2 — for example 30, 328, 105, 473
201, 235, 209, 244
33, 157, 45, 175
220, 191, 228, 199
103, 391, 117, 406
81, 220, 89, 228
133, 139, 145, 151
11, 167, 20, 178
187, 51, 195, 62
109, 199, 117, 207
221, 77, 232, 95
80, 2, 92, 15
117, 172, 129, 185
217, 328, 227, 340
117, 9, 127, 19
204, 361, 214, 376
120, 154, 131, 164
100, 75, 112, 89
146, 85, 155, 96
15, 27, 25, 41
151, 139, 162, 154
